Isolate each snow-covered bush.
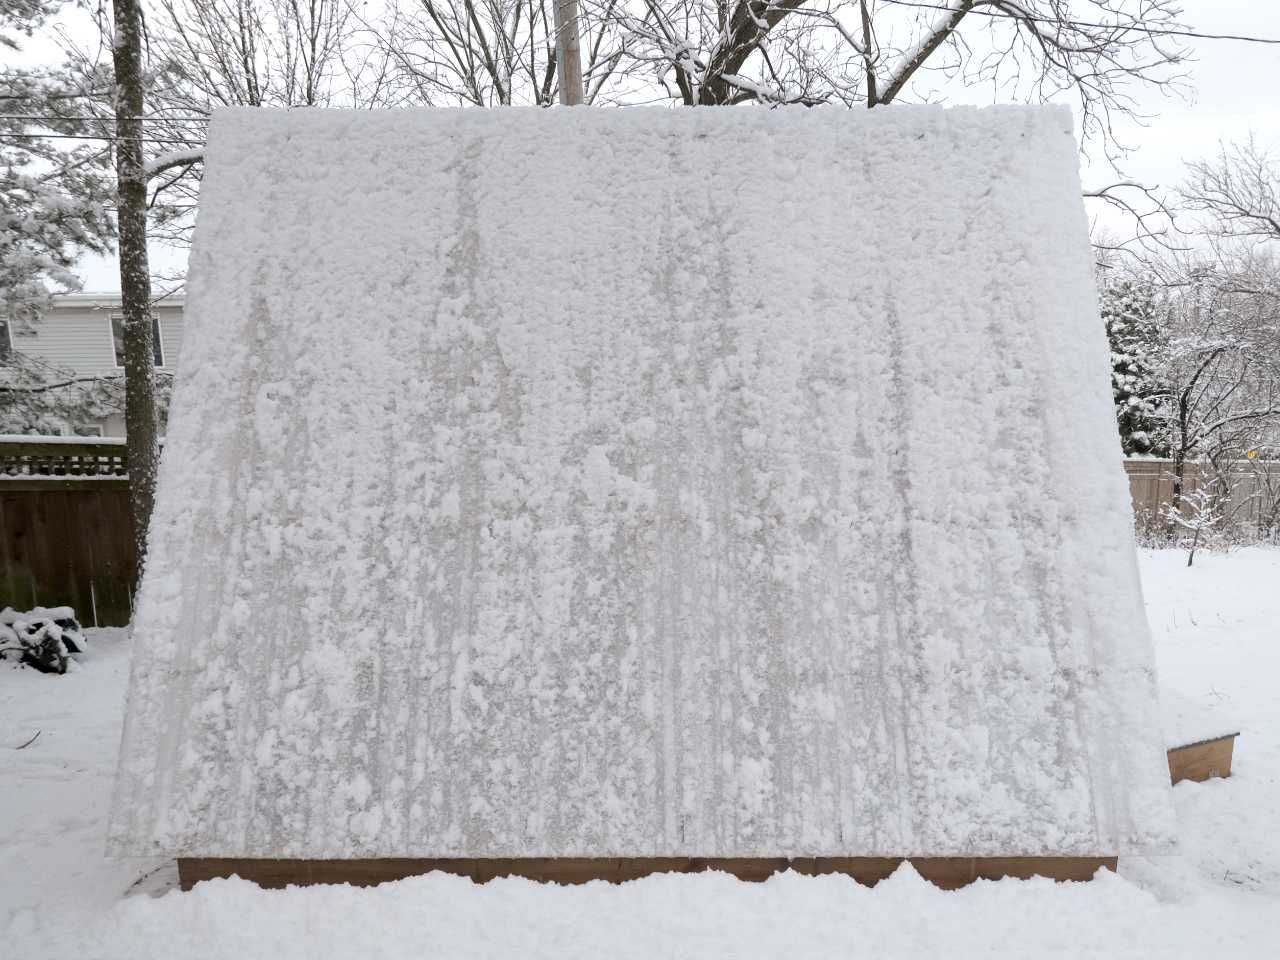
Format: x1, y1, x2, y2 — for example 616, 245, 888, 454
0, 607, 87, 674
1162, 489, 1226, 567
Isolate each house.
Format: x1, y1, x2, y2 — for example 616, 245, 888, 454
108, 107, 1174, 890
1, 293, 186, 437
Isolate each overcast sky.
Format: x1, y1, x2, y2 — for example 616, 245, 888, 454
1076, 0, 1280, 236
69, 0, 1280, 292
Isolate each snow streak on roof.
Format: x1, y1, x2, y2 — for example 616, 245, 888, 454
108, 106, 1174, 858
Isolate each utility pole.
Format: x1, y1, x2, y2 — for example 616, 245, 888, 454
110, 0, 160, 571
553, 0, 584, 105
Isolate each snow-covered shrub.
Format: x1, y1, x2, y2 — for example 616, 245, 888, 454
0, 607, 87, 674
1162, 489, 1226, 567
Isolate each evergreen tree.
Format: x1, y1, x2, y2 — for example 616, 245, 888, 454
1, 1, 116, 331
1, 1, 118, 430
1101, 278, 1168, 456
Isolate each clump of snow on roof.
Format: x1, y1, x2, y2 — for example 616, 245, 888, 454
108, 105, 1174, 859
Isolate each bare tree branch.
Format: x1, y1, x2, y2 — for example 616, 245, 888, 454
1183, 136, 1280, 243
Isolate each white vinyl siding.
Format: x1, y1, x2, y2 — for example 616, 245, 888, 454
8, 297, 185, 438
101, 413, 127, 437
12, 301, 184, 376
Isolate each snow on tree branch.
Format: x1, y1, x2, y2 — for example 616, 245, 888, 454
145, 149, 204, 179
1, 4, 115, 331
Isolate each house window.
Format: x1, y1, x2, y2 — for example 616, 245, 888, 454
0, 319, 11, 359
111, 315, 164, 368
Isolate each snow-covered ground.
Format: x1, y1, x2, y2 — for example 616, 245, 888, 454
3, 547, 1278, 959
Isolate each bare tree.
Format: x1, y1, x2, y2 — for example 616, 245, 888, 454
1156, 272, 1280, 523
370, 0, 1190, 119
1165, 137, 1280, 509
365, 1, 1189, 246
81, 1, 1193, 249
370, 0, 626, 106
596, 0, 1188, 130
1183, 137, 1280, 244
135, 0, 398, 245
1099, 140, 1280, 537
151, 0, 393, 110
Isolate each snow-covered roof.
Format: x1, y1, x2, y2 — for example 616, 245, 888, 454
108, 106, 1174, 860
42, 293, 185, 308
0, 434, 128, 445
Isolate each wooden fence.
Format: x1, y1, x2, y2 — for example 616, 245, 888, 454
1125, 457, 1280, 535
0, 438, 135, 626
1, 438, 1277, 629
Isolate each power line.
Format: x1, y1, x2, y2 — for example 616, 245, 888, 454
882, 0, 1280, 45
0, 114, 210, 123
2, 131, 204, 145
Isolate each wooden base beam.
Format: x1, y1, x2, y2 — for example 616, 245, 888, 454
177, 855, 1117, 892
1167, 733, 1237, 784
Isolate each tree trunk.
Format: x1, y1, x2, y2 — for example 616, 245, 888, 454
111, 0, 159, 575
1171, 452, 1186, 509
1166, 389, 1192, 534
553, 0, 584, 105
1167, 449, 1186, 537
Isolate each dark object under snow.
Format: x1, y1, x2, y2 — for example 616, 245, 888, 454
0, 606, 87, 674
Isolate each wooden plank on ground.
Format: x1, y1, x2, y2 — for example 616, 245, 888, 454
1168, 734, 1237, 784
177, 856, 1119, 892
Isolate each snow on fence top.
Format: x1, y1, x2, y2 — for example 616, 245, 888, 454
108, 106, 1174, 859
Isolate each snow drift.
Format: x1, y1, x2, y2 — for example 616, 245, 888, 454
108, 106, 1174, 859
